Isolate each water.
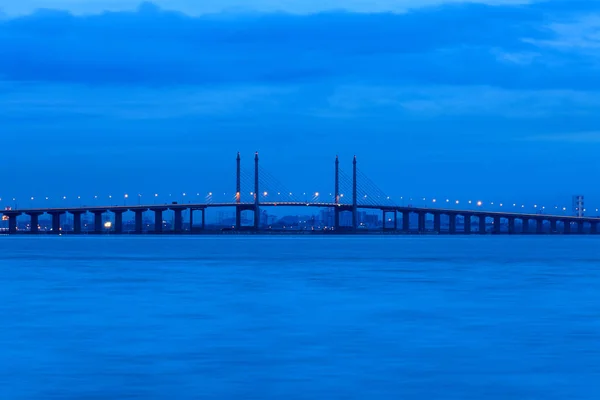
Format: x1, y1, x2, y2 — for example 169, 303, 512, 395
1, 236, 600, 399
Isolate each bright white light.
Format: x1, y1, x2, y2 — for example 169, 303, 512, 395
477, 201, 482, 206
455, 200, 459, 204
263, 191, 268, 196
209, 192, 213, 196
104, 221, 112, 229
315, 192, 319, 197
124, 194, 129, 198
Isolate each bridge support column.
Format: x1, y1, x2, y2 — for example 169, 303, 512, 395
418, 212, 426, 233
591, 222, 597, 234
464, 215, 471, 234
479, 216, 486, 234
536, 219, 544, 234
433, 213, 441, 233
522, 218, 529, 234
402, 211, 410, 232
154, 209, 164, 233
173, 209, 183, 233
493, 216, 501, 234
235, 207, 242, 230
28, 212, 42, 234
135, 210, 144, 234
93, 211, 104, 234
254, 152, 260, 231
393, 211, 398, 231
449, 214, 456, 234
550, 219, 557, 234
72, 212, 83, 234
508, 217, 515, 234
7, 213, 19, 234
113, 211, 124, 234
190, 209, 195, 232
564, 220, 571, 234
578, 221, 584, 234
50, 212, 64, 234
201, 209, 206, 230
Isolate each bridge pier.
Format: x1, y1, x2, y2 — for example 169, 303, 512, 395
591, 222, 598, 234
508, 217, 515, 234
72, 211, 84, 234
153, 209, 166, 233
550, 219, 557, 234
111, 210, 125, 234
173, 209, 183, 233
27, 212, 42, 234
235, 207, 242, 230
578, 221, 585, 234
564, 220, 571, 234
464, 215, 471, 234
402, 211, 410, 232
449, 214, 456, 234
93, 211, 105, 234
134, 210, 145, 234
418, 212, 426, 233
50, 212, 64, 234
478, 216, 486, 234
493, 216, 501, 234
433, 213, 441, 233
536, 219, 544, 234
7, 213, 19, 234
522, 218, 529, 234
393, 210, 398, 231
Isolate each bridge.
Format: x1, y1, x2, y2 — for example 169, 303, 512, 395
2, 153, 599, 235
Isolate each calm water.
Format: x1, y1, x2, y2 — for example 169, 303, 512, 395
1, 236, 600, 399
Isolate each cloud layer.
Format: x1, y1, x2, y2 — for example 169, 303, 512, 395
1, 1, 600, 203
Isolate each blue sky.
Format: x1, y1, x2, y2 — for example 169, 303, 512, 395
1, 0, 599, 211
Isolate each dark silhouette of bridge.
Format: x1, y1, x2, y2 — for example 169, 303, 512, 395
2, 153, 599, 235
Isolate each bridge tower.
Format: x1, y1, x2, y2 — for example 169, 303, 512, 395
352, 155, 358, 230
254, 152, 260, 230
334, 155, 340, 230
235, 152, 241, 230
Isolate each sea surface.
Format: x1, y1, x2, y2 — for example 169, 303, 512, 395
1, 236, 599, 399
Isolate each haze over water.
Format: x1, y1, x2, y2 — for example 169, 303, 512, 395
1, 236, 599, 399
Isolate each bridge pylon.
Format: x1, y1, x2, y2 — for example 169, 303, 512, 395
334, 155, 340, 230
235, 152, 241, 230
352, 155, 358, 230
254, 152, 260, 230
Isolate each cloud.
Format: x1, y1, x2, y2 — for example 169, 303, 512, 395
522, 131, 600, 143
0, 0, 539, 16
2, 1, 597, 91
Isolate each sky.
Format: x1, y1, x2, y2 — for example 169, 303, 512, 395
1, 0, 600, 212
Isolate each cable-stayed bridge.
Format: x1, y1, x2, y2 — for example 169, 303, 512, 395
1, 153, 599, 235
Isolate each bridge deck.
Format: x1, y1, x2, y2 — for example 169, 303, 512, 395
2, 202, 599, 222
